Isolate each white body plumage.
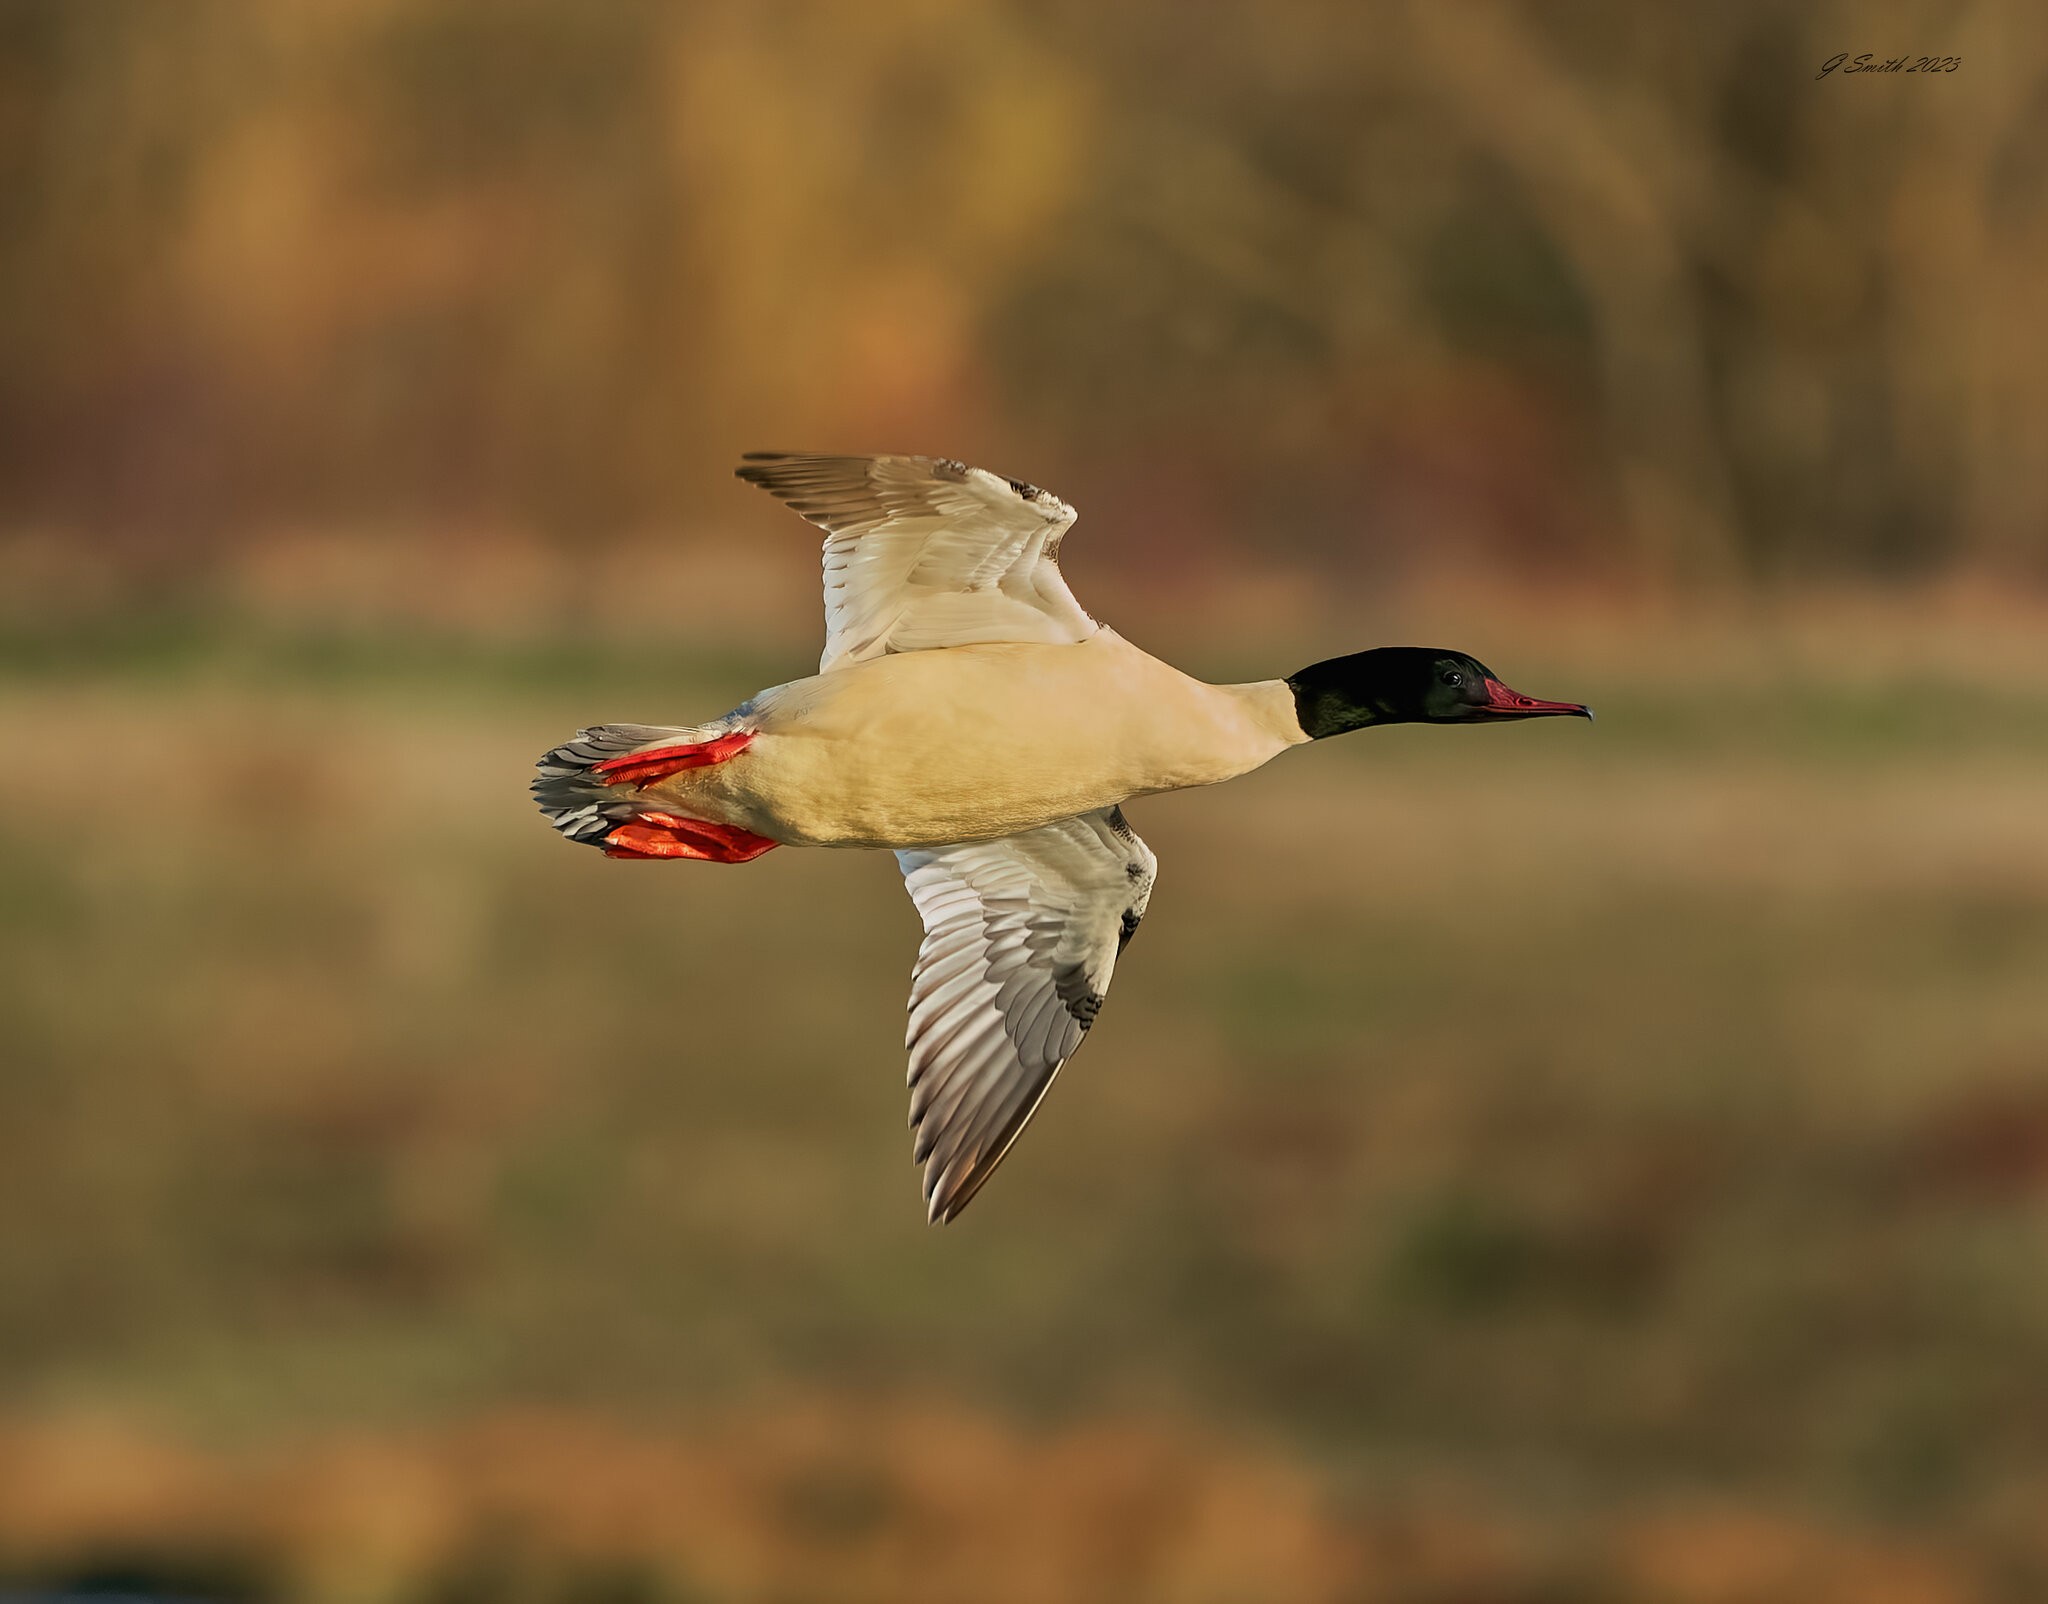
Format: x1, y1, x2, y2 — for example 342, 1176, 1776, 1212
668, 631, 1306, 850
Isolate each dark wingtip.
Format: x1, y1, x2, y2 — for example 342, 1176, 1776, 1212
923, 1166, 968, 1225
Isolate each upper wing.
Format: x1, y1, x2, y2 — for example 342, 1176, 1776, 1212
735, 452, 1098, 672
895, 808, 1157, 1223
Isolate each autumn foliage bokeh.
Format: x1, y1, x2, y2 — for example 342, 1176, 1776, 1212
4, 5, 2048, 1602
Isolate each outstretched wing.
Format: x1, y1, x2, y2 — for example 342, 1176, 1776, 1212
895, 808, 1157, 1223
735, 452, 1097, 672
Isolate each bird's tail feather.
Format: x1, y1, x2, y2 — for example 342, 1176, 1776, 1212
532, 721, 745, 849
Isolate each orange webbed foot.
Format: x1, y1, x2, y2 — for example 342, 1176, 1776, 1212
602, 813, 780, 863
592, 730, 756, 789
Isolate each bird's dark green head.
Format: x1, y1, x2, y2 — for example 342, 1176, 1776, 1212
1285, 647, 1592, 739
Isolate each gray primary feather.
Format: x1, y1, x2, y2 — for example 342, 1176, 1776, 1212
896, 807, 1156, 1223
735, 452, 1095, 671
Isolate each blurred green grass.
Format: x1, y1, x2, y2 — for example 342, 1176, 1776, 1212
1, 621, 2046, 1598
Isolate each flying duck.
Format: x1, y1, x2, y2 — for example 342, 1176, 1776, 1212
535, 453, 1590, 1222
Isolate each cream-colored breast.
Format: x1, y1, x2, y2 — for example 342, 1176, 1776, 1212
666, 632, 1307, 849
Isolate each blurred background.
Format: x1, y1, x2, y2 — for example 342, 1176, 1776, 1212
3, 2, 2047, 1600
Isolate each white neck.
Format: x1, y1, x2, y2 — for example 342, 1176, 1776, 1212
1210, 677, 1315, 751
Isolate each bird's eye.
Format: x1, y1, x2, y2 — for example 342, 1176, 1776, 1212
1440, 670, 1464, 687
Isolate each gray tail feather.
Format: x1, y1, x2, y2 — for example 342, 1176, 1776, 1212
533, 723, 697, 848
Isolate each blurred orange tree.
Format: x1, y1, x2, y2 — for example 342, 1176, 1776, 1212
2, 0, 2044, 586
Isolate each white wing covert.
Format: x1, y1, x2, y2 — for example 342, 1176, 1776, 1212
896, 808, 1157, 1223
735, 452, 1097, 671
